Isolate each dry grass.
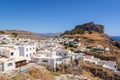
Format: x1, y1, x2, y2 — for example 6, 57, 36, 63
0, 75, 9, 80
11, 67, 53, 80
82, 70, 102, 80
78, 61, 114, 80
63, 31, 110, 47
0, 30, 42, 40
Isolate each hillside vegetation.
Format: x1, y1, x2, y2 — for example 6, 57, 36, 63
0, 30, 41, 40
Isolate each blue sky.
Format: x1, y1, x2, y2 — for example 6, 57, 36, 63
0, 0, 120, 35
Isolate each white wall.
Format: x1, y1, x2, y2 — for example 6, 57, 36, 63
0, 46, 20, 58
18, 47, 25, 56
3, 60, 15, 71
0, 50, 10, 58
18, 45, 36, 61
9, 50, 19, 58
0, 63, 3, 71
0, 49, 19, 58
56, 50, 70, 58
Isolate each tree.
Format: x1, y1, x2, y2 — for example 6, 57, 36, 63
69, 42, 74, 47
0, 31, 5, 34
74, 38, 79, 42
12, 32, 18, 37
64, 30, 70, 35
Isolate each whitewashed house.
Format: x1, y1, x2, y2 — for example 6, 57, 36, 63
34, 51, 65, 71
96, 45, 105, 50
0, 46, 27, 71
105, 47, 110, 52
83, 55, 94, 62
0, 58, 15, 71
48, 55, 63, 71
0, 35, 11, 41
90, 58, 100, 64
0, 47, 19, 58
56, 50, 71, 58
75, 53, 85, 60
83, 55, 100, 64
18, 45, 36, 61
0, 56, 27, 71
103, 61, 117, 71
97, 60, 106, 66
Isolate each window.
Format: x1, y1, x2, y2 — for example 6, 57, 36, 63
26, 48, 28, 51
64, 54, 66, 56
11, 52, 14, 56
33, 47, 34, 49
8, 63, 12, 66
26, 54, 28, 57
42, 60, 48, 62
59, 53, 61, 55
30, 48, 32, 50
30, 53, 31, 57
33, 52, 35, 54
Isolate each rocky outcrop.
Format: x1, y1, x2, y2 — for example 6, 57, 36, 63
113, 41, 120, 48
109, 37, 120, 48
75, 22, 104, 34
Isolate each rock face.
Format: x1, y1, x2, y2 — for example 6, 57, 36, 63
113, 41, 120, 48
75, 22, 104, 33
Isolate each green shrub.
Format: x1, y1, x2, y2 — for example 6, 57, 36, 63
12, 32, 18, 37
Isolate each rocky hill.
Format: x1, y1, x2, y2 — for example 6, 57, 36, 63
0, 30, 41, 40
62, 21, 120, 69
61, 22, 104, 36
62, 22, 113, 51
75, 22, 104, 34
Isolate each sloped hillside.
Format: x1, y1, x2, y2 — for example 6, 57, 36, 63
0, 30, 41, 40
62, 22, 113, 53
11, 67, 53, 80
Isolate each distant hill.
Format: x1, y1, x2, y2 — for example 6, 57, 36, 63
0, 30, 41, 40
38, 33, 62, 37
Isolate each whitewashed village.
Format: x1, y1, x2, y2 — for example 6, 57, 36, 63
0, 33, 120, 80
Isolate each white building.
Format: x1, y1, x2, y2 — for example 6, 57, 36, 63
0, 35, 11, 41
0, 45, 36, 61
34, 50, 66, 71
0, 47, 19, 58
48, 55, 63, 71
0, 57, 26, 71
56, 50, 71, 58
18, 45, 36, 61
83, 55, 100, 64
0, 58, 15, 71
103, 61, 117, 71
83, 55, 94, 62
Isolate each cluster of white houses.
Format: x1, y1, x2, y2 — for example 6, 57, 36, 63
0, 45, 36, 71
0, 34, 118, 73
33, 49, 74, 71
76, 53, 117, 71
